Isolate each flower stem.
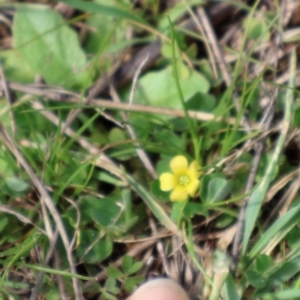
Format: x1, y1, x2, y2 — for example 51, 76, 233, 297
168, 16, 200, 163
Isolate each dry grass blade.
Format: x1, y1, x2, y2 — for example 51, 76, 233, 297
196, 6, 252, 131
0, 123, 83, 300
0, 63, 16, 137
281, 0, 298, 26
110, 52, 157, 179
30, 100, 125, 181
110, 84, 157, 179
0, 80, 258, 128
265, 169, 299, 203
147, 210, 171, 277
183, 0, 218, 79
2, 1, 300, 298
262, 172, 300, 229
0, 205, 45, 234
53, 248, 68, 299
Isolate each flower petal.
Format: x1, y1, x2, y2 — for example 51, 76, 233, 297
170, 187, 188, 202
170, 155, 188, 175
188, 160, 201, 178
159, 173, 176, 191
186, 179, 200, 197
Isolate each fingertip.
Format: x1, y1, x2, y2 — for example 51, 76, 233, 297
128, 278, 190, 300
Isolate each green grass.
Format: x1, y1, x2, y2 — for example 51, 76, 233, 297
0, 0, 300, 299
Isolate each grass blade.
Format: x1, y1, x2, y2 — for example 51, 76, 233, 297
224, 273, 241, 300
264, 254, 300, 289
125, 172, 178, 234
61, 0, 148, 25
242, 49, 296, 254
258, 289, 300, 300
249, 203, 300, 259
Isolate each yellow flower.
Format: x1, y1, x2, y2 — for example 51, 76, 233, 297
159, 155, 201, 202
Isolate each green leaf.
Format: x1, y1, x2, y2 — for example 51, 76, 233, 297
215, 214, 234, 229
76, 230, 112, 264
244, 14, 270, 41
100, 292, 117, 300
171, 201, 187, 224
107, 266, 123, 279
187, 92, 216, 112
207, 177, 231, 203
255, 254, 272, 274
150, 180, 170, 202
155, 130, 184, 151
105, 278, 120, 295
246, 270, 266, 288
5, 177, 29, 193
156, 159, 172, 175
108, 128, 126, 143
200, 174, 210, 201
13, 7, 89, 87
122, 255, 133, 274
0, 50, 35, 83
201, 174, 230, 203
161, 42, 189, 79
134, 65, 209, 111
90, 198, 121, 227
124, 276, 144, 293
183, 202, 208, 219
126, 261, 143, 276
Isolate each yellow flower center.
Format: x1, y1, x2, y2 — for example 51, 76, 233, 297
178, 174, 190, 186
